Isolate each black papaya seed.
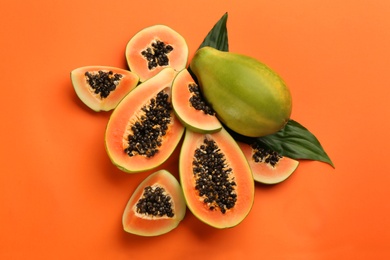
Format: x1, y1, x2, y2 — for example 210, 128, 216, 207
192, 138, 237, 214
125, 90, 172, 158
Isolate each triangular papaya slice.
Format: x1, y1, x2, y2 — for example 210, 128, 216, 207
71, 66, 139, 111
122, 170, 186, 236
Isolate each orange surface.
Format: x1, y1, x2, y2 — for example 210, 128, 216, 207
1, 0, 390, 259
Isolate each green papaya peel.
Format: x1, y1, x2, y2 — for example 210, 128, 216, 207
190, 47, 292, 137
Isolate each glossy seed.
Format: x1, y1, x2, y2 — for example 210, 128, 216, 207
188, 83, 216, 116
136, 185, 174, 217
141, 40, 173, 70
124, 90, 172, 158
192, 138, 237, 214
85, 70, 123, 99
251, 142, 282, 167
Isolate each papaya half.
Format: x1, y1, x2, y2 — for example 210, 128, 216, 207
179, 127, 254, 229
190, 46, 292, 137
105, 68, 185, 173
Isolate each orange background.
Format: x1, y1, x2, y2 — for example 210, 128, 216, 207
1, 0, 390, 259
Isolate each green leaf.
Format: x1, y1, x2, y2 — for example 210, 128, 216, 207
197, 12, 229, 51
256, 120, 335, 168
189, 13, 334, 169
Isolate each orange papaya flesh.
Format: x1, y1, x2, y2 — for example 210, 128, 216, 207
171, 69, 222, 134
179, 128, 254, 229
238, 141, 299, 184
126, 25, 189, 82
105, 68, 185, 173
122, 169, 186, 236
71, 66, 139, 112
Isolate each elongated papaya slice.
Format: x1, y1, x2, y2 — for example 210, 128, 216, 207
238, 141, 299, 184
171, 69, 222, 133
71, 66, 139, 112
105, 68, 185, 173
179, 127, 254, 229
125, 25, 189, 82
122, 170, 186, 236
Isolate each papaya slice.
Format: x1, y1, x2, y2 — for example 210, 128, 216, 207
71, 66, 139, 112
171, 69, 222, 133
238, 141, 299, 184
105, 68, 185, 173
125, 25, 189, 82
179, 128, 254, 229
122, 170, 186, 236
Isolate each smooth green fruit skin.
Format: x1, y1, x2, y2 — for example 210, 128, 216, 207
190, 47, 292, 137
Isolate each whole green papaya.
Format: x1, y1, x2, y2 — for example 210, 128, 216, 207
189, 47, 292, 137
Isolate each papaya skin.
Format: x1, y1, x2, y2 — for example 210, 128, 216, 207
189, 47, 292, 137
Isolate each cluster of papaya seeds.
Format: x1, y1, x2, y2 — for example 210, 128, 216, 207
71, 24, 299, 236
